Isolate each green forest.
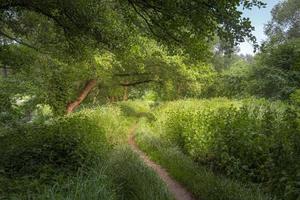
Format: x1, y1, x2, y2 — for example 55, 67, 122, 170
0, 0, 299, 199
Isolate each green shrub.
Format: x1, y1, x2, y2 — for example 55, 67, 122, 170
94, 105, 132, 145
290, 89, 300, 106
118, 100, 155, 121
0, 105, 132, 181
136, 130, 271, 200
0, 109, 112, 180
155, 98, 300, 199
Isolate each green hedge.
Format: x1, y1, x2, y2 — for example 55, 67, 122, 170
155, 98, 300, 199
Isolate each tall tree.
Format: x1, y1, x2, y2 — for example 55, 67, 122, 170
264, 0, 300, 44
0, 0, 264, 113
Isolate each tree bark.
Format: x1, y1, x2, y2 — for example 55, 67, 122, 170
123, 81, 129, 101
66, 79, 97, 114
123, 86, 128, 101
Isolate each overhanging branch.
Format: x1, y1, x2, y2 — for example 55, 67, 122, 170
0, 30, 39, 51
120, 79, 160, 86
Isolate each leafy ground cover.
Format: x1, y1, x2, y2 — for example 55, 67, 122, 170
136, 98, 300, 199
135, 118, 271, 200
0, 105, 173, 200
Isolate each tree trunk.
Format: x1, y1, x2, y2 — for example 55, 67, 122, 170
123, 87, 128, 101
123, 83, 129, 101
66, 79, 97, 114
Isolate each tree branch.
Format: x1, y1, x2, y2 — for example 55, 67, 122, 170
66, 79, 97, 114
128, 0, 181, 43
119, 79, 160, 86
128, 0, 160, 38
0, 30, 39, 51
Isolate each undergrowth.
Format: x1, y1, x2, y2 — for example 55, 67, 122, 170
154, 98, 300, 199
0, 104, 173, 200
135, 119, 271, 200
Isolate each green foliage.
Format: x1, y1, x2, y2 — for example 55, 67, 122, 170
155, 99, 300, 199
15, 167, 117, 200
0, 45, 95, 116
142, 90, 159, 101
207, 53, 300, 100
0, 0, 263, 60
136, 128, 271, 200
0, 110, 110, 180
1, 1, 299, 199
18, 146, 174, 200
290, 89, 300, 106
260, 39, 300, 72
0, 104, 175, 199
117, 100, 155, 121
107, 146, 174, 200
265, 0, 300, 42
92, 106, 132, 146
244, 65, 299, 99
211, 52, 246, 72
0, 105, 129, 195
206, 60, 251, 98
208, 0, 300, 101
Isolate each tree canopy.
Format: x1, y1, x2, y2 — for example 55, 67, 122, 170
265, 0, 300, 43
0, 0, 265, 115
0, 0, 264, 56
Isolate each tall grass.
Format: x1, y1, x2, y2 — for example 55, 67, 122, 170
24, 166, 117, 200
153, 98, 300, 199
107, 146, 174, 200
135, 120, 271, 200
13, 147, 174, 200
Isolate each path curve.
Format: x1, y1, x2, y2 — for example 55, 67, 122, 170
128, 125, 197, 200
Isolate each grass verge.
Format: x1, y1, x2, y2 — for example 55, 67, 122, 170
1, 146, 174, 200
135, 125, 272, 200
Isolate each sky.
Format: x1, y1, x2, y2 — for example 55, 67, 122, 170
238, 0, 282, 55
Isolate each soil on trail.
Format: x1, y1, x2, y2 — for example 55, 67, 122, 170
128, 125, 197, 200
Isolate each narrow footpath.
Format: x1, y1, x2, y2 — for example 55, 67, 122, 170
128, 125, 196, 200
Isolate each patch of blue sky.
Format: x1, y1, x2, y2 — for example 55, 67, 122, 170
238, 0, 282, 55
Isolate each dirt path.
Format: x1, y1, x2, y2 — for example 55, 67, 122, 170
128, 125, 196, 200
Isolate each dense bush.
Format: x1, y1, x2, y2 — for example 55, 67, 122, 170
206, 60, 251, 98
206, 39, 300, 100
155, 99, 300, 199
0, 110, 111, 180
135, 127, 271, 200
0, 105, 130, 182
207, 62, 300, 100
